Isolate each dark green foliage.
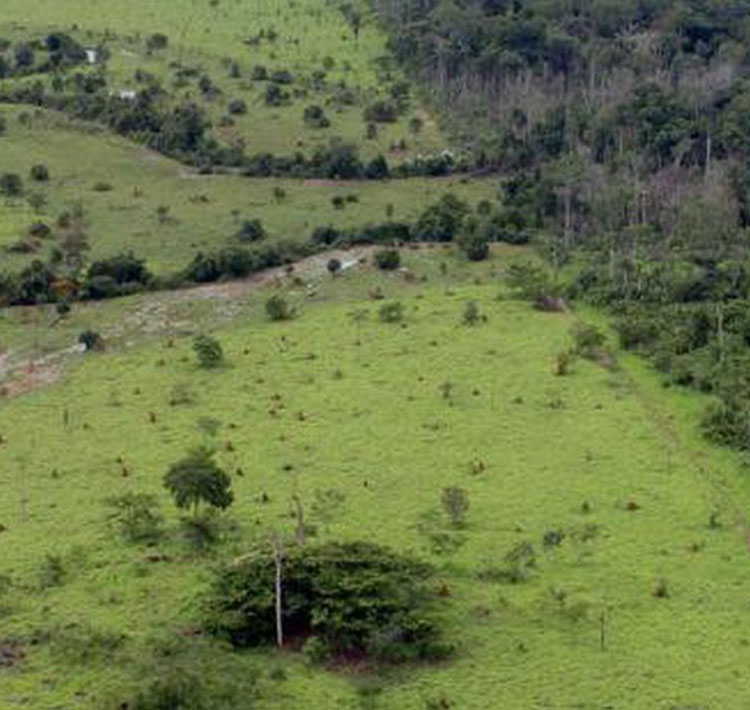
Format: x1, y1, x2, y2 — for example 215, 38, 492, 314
270, 69, 293, 84
105, 493, 163, 544
364, 100, 399, 123
87, 253, 152, 289
303, 104, 330, 128
163, 446, 234, 515
571, 323, 606, 359
193, 335, 224, 368
251, 64, 268, 80
459, 233, 490, 261
364, 154, 390, 179
28, 221, 51, 238
414, 194, 470, 242
461, 301, 482, 326
265, 83, 289, 106
379, 301, 404, 323
265, 294, 295, 321
204, 541, 451, 663
505, 261, 557, 303
184, 241, 308, 283
78, 330, 104, 352
310, 225, 341, 246
375, 248, 401, 270
29, 164, 49, 181
227, 98, 247, 115
146, 33, 169, 51
0, 114, 6, 135
0, 172, 23, 196
236, 218, 265, 243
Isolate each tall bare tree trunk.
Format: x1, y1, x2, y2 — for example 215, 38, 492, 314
272, 534, 284, 648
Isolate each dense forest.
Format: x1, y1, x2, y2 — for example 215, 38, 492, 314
371, 0, 750, 450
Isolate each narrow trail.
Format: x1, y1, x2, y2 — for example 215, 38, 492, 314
0, 245, 380, 399
618, 361, 750, 554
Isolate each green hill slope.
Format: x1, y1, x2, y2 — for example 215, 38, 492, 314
1, 251, 749, 709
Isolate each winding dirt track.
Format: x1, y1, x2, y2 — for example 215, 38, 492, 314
0, 246, 382, 399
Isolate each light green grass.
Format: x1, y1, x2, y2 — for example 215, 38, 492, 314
1, 251, 750, 709
0, 0, 444, 160
0, 105, 496, 273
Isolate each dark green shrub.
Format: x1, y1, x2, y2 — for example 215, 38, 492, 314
228, 98, 247, 115
414, 194, 470, 242
462, 300, 482, 326
572, 323, 606, 359
79, 330, 104, 351
86, 275, 120, 300
251, 64, 268, 80
88, 252, 151, 286
28, 221, 51, 238
460, 234, 490, 261
146, 33, 169, 50
364, 100, 398, 123
375, 249, 400, 270
310, 225, 340, 246
303, 104, 330, 128
379, 301, 404, 323
237, 218, 266, 243
0, 172, 23, 196
30, 164, 49, 181
270, 69, 294, 84
193, 335, 224, 368
265, 83, 289, 106
265, 294, 295, 321
505, 261, 558, 303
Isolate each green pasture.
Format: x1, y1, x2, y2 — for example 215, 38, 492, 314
1, 251, 750, 709
0, 0, 445, 160
0, 105, 495, 273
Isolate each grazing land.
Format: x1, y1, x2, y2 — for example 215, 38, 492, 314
2, 250, 750, 709
0, 105, 491, 274
2, 1, 750, 708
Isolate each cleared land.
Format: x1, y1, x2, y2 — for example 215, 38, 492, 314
1, 249, 750, 709
0, 0, 444, 160
0, 104, 493, 273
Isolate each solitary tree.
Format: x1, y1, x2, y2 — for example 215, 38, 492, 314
327, 258, 342, 277
164, 447, 233, 517
193, 335, 224, 368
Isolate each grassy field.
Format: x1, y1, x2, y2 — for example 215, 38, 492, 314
2, 249, 750, 709
0, 104, 495, 274
0, 0, 445, 160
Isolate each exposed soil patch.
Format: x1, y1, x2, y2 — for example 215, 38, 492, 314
0, 640, 25, 668
0, 246, 378, 400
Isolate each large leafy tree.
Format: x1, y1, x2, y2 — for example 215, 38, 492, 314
163, 447, 233, 516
